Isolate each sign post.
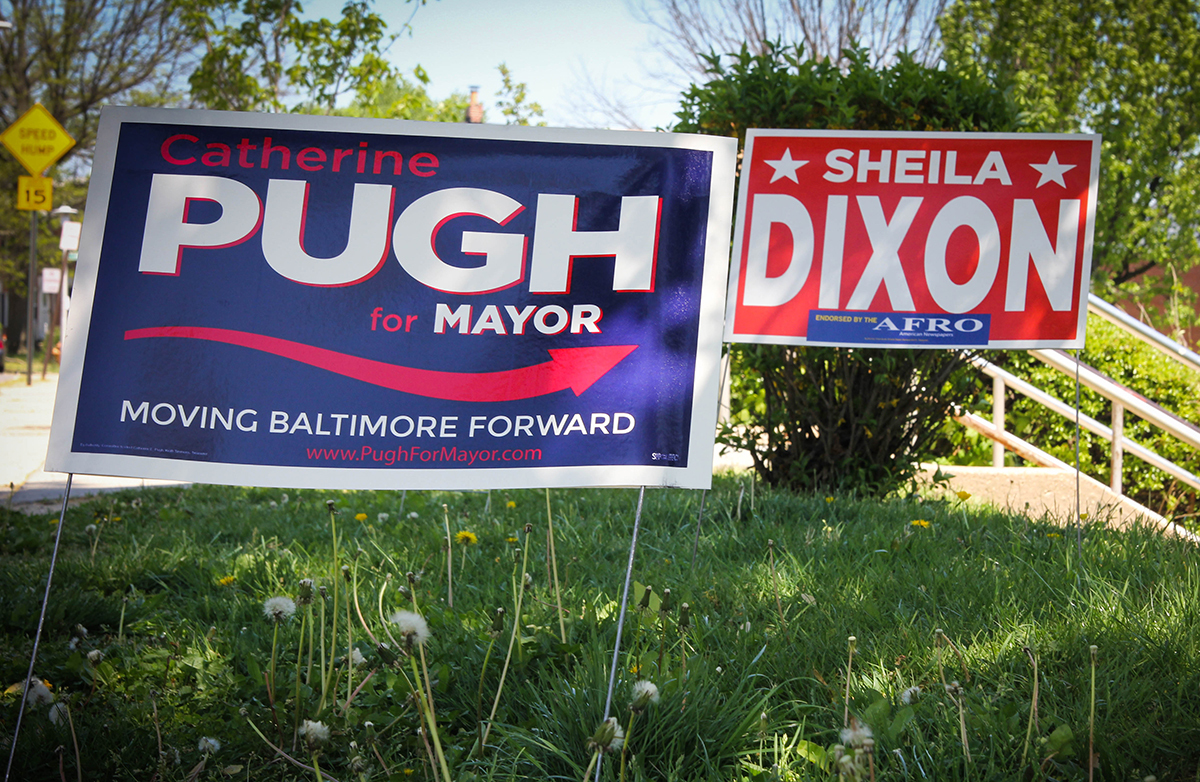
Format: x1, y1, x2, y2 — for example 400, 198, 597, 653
48, 107, 736, 490
1, 103, 76, 385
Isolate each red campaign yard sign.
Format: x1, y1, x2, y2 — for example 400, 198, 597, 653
725, 130, 1101, 349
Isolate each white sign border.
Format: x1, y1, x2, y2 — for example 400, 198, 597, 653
723, 129, 1103, 349
47, 107, 737, 491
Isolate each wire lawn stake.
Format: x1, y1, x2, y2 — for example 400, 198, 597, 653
595, 486, 647, 782
1074, 350, 1084, 561
690, 489, 707, 571
5, 474, 74, 782
443, 504, 453, 609
545, 488, 567, 644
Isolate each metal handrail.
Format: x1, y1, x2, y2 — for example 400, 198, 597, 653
972, 355, 1200, 493
974, 296, 1200, 500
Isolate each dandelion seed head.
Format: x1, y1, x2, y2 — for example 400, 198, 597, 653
198, 736, 221, 754
87, 650, 103, 664
269, 501, 277, 508
350, 648, 367, 667
84, 524, 97, 536
388, 610, 431, 649
378, 513, 389, 523
48, 702, 67, 725
299, 719, 330, 747
630, 680, 660, 711
408, 511, 419, 519
263, 596, 297, 623
24, 678, 54, 707
840, 719, 873, 747
587, 716, 624, 754
900, 686, 921, 705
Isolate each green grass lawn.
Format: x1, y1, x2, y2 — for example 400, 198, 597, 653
2, 478, 1197, 781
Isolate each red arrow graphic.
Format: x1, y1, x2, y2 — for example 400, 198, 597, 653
124, 326, 637, 402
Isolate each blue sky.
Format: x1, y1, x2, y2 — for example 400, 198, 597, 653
310, 0, 688, 129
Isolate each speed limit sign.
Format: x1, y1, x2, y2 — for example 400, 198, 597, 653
16, 175, 52, 211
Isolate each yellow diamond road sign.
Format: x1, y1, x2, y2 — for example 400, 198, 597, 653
1, 103, 75, 176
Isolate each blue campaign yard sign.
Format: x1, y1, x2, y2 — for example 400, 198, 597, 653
47, 108, 736, 490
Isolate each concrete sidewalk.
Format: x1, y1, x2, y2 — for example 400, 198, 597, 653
0, 373, 183, 512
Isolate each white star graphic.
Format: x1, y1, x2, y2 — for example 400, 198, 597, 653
1030, 152, 1076, 188
764, 148, 808, 183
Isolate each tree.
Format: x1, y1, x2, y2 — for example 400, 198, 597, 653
635, 0, 949, 80
0, 0, 192, 353
340, 67, 471, 123
940, 0, 1200, 335
494, 63, 544, 126
181, 0, 398, 113
674, 44, 1019, 496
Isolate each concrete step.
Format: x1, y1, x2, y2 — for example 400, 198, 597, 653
920, 463, 1196, 542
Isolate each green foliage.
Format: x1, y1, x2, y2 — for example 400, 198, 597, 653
986, 316, 1200, 522
495, 63, 545, 126
341, 69, 472, 123
940, 0, 1200, 334
673, 43, 1018, 496
181, 0, 399, 112
2, 481, 1199, 780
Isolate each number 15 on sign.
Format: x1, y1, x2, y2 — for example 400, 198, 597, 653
16, 175, 52, 211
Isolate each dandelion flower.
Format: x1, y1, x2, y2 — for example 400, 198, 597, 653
506, 535, 518, 543
955, 490, 972, 501
355, 512, 368, 521
299, 719, 330, 748
454, 530, 478, 546
198, 736, 221, 754
388, 610, 431, 649
506, 500, 516, 509
630, 680, 660, 711
840, 719, 873, 747
900, 686, 921, 705
910, 519, 930, 528
587, 716, 624, 754
1047, 532, 1062, 539
263, 596, 297, 623
218, 575, 235, 587
378, 512, 389, 523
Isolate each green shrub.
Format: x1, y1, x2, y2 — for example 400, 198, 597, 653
672, 43, 1019, 496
